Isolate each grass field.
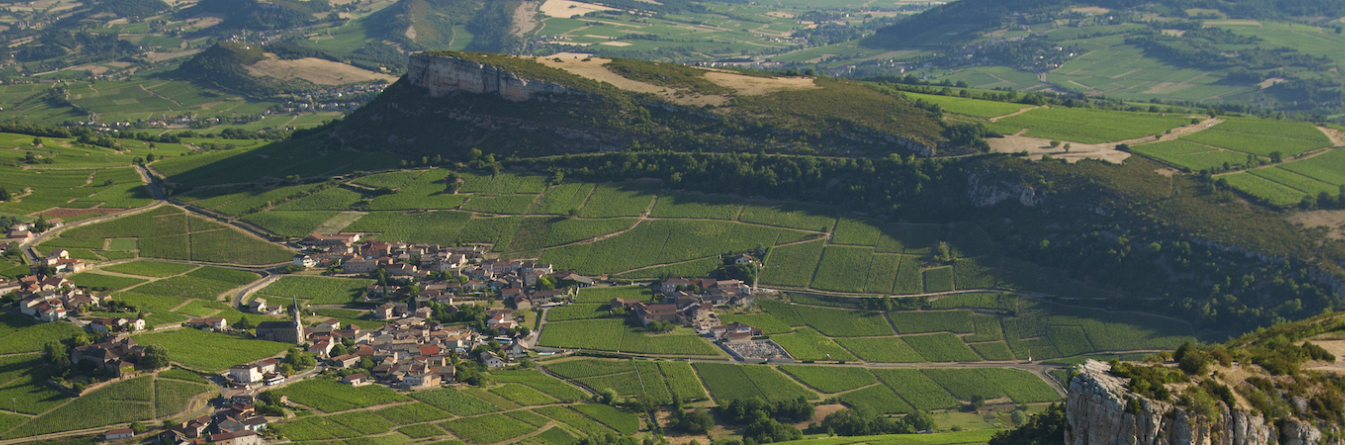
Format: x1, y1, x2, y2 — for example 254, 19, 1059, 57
771, 327, 857, 361
988, 107, 1189, 143
257, 276, 375, 305
904, 92, 1033, 118
870, 369, 961, 411
133, 328, 291, 372
779, 365, 876, 393
242, 211, 341, 237
101, 260, 197, 277
578, 183, 656, 218
1181, 117, 1332, 157
834, 337, 926, 363
539, 219, 811, 276
693, 362, 817, 403
760, 301, 895, 337
838, 384, 915, 414
903, 334, 983, 362
68, 272, 146, 291
738, 203, 836, 231
811, 246, 875, 292
439, 413, 538, 444
411, 389, 501, 416
889, 311, 975, 334
538, 319, 720, 355
760, 240, 825, 287
650, 193, 742, 219
273, 378, 411, 412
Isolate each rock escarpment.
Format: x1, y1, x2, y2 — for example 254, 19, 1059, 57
406, 53, 570, 101
1066, 360, 1335, 445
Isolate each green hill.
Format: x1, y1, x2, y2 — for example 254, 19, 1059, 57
316, 52, 962, 158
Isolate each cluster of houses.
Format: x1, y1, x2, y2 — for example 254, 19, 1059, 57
604, 277, 756, 333
30, 249, 89, 274
154, 401, 268, 445
294, 234, 491, 277
71, 336, 153, 378
5, 274, 114, 322
230, 297, 528, 390
294, 234, 594, 306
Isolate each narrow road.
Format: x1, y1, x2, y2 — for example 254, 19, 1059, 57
234, 273, 279, 309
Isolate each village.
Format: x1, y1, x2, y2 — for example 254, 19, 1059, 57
0, 226, 778, 445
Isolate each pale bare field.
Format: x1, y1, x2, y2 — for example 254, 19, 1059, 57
144, 49, 202, 62
987, 134, 1133, 164
1203, 20, 1262, 27
989, 117, 1222, 164
534, 53, 816, 105
185, 15, 223, 30
1285, 210, 1345, 239
1304, 340, 1345, 372
245, 54, 398, 85
1318, 125, 1345, 146
512, 1, 540, 37
1070, 6, 1110, 14
703, 71, 816, 95
599, 41, 632, 46
540, 0, 614, 18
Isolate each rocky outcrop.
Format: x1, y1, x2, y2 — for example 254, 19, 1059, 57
966, 172, 1046, 207
1066, 360, 1338, 445
406, 53, 570, 101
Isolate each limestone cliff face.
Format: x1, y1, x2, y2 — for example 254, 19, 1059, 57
406, 53, 570, 101
1066, 360, 1336, 445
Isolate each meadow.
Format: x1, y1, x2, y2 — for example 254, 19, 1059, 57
988, 107, 1190, 143
650, 194, 743, 219
1279, 148, 1345, 186
40, 206, 292, 265
241, 211, 341, 237
760, 240, 826, 287
772, 327, 856, 361
1129, 140, 1256, 171
273, 378, 411, 412
538, 219, 812, 276
411, 389, 501, 416
692, 362, 817, 403
257, 276, 376, 305
903, 92, 1033, 118
439, 413, 538, 444
1181, 118, 1332, 157
133, 328, 292, 372
537, 319, 720, 355
779, 365, 877, 393
578, 183, 656, 218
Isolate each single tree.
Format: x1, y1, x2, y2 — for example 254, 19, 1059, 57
141, 345, 171, 369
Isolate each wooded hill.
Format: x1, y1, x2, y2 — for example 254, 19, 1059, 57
316, 52, 968, 158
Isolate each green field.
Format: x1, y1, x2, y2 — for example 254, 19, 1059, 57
537, 319, 720, 355
988, 107, 1190, 143
904, 92, 1034, 118
1181, 118, 1332, 157
760, 240, 826, 287
771, 327, 857, 361
134, 328, 292, 372
272, 378, 411, 412
692, 362, 817, 403
257, 276, 376, 305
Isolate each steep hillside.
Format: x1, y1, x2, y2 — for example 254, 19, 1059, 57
318, 51, 959, 157
1066, 313, 1345, 445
